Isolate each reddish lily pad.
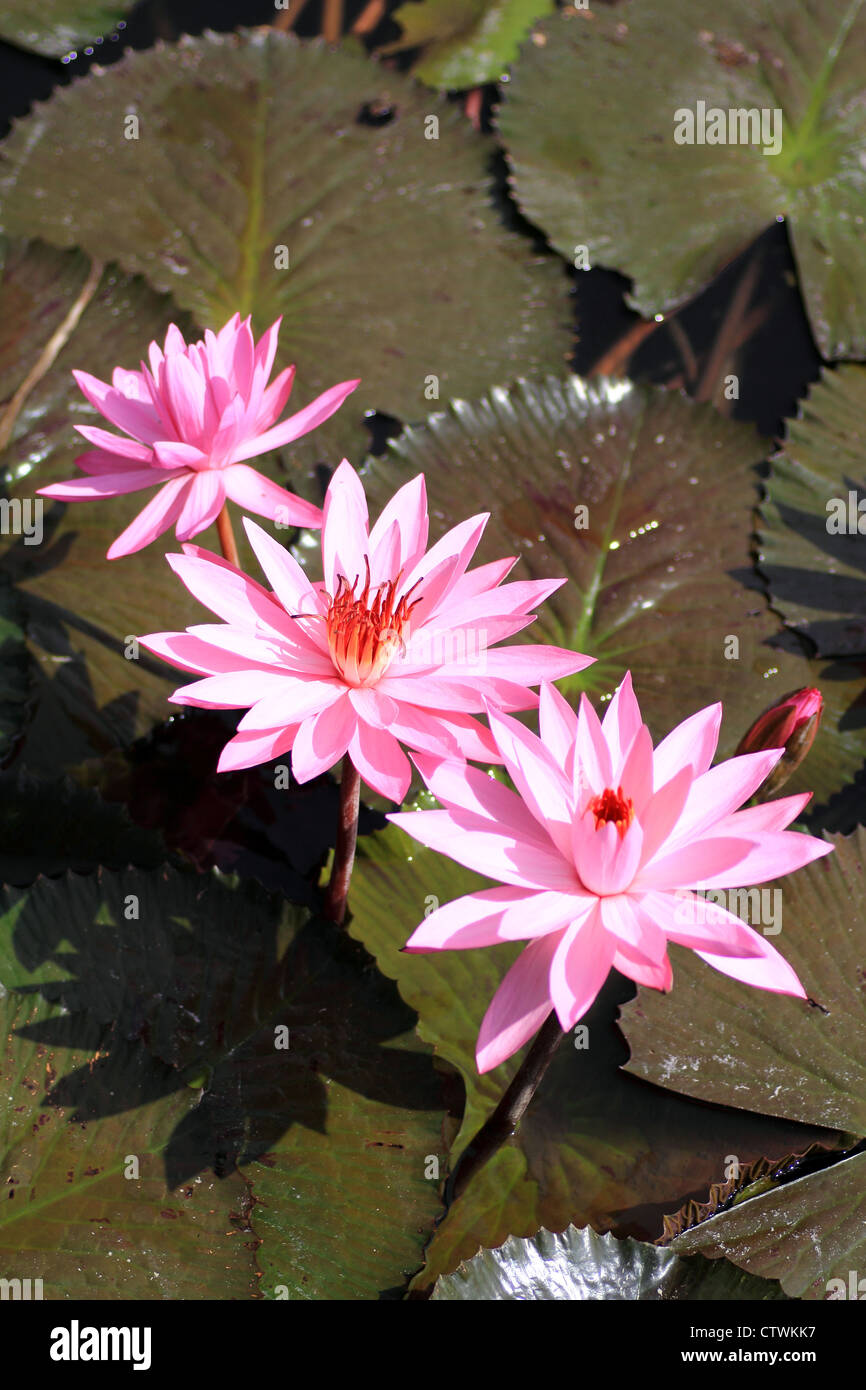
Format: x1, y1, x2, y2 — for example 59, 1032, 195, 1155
667, 1150, 866, 1300
0, 29, 572, 472
620, 827, 866, 1137
499, 1, 866, 359
759, 365, 866, 657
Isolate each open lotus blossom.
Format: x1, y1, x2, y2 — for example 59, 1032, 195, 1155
391, 674, 833, 1073
38, 313, 359, 558
139, 459, 594, 802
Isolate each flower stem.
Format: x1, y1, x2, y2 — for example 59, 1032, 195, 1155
324, 758, 361, 926
445, 1010, 566, 1205
216, 503, 240, 567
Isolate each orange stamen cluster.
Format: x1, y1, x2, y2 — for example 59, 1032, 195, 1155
587, 785, 634, 838
326, 558, 422, 687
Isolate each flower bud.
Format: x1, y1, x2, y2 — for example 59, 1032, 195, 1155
735, 688, 823, 797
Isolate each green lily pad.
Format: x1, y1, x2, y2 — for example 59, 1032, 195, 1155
383, 0, 554, 88
499, 1, 866, 359
668, 1150, 866, 1300
0, 864, 446, 1299
0, 1, 129, 58
620, 828, 866, 1136
349, 808, 836, 1290
759, 366, 866, 657
0, 29, 572, 472
432, 1223, 788, 1299
361, 376, 866, 812
0, 913, 258, 1299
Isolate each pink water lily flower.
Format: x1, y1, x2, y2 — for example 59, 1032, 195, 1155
38, 314, 359, 558
391, 674, 833, 1073
139, 460, 593, 802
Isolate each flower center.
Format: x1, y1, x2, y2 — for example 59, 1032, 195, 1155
326, 558, 421, 687
587, 785, 634, 838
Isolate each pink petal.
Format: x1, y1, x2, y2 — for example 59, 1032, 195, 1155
347, 686, 400, 727
217, 725, 297, 773
574, 692, 614, 801
486, 705, 574, 858
241, 516, 320, 614
291, 695, 357, 783
257, 365, 296, 431
75, 424, 152, 461
407, 888, 534, 951
171, 669, 296, 709
378, 674, 499, 714
164, 324, 188, 355
538, 681, 578, 767
231, 378, 360, 462
73, 448, 148, 476
166, 551, 296, 639
476, 932, 562, 1073
599, 894, 667, 965
322, 459, 369, 596
406, 886, 584, 951
140, 629, 276, 676
697, 935, 807, 998
253, 316, 281, 383
72, 368, 163, 443
653, 703, 722, 785
618, 724, 654, 816
637, 765, 694, 867
444, 556, 517, 601
477, 645, 593, 684
601, 671, 643, 772
647, 888, 769, 958
573, 813, 643, 896
612, 944, 673, 991
549, 902, 615, 1030
367, 473, 429, 580
38, 469, 164, 500
410, 753, 555, 848
690, 830, 833, 889
401, 514, 489, 621
439, 577, 566, 626
237, 679, 345, 731
176, 469, 226, 541
388, 807, 578, 892
162, 350, 206, 440
222, 464, 323, 529
633, 835, 764, 891
184, 623, 295, 670
663, 750, 785, 850
348, 722, 411, 802
388, 706, 500, 763
713, 793, 812, 835
230, 316, 255, 398
153, 440, 208, 470
106, 475, 192, 558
